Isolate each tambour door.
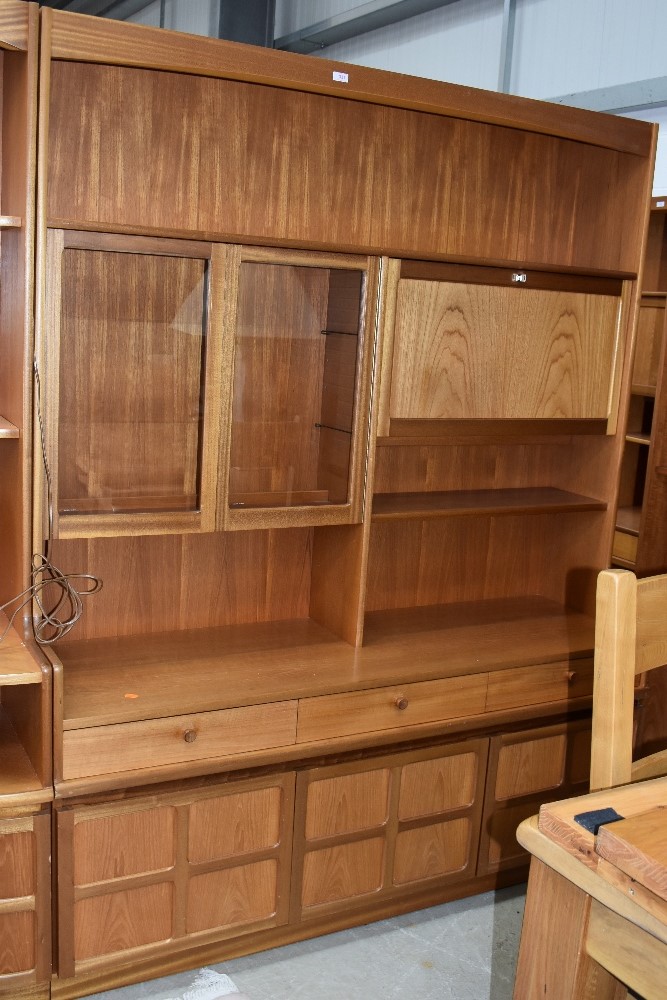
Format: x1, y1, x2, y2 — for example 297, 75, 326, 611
38, 231, 225, 538
291, 739, 488, 922
55, 773, 295, 981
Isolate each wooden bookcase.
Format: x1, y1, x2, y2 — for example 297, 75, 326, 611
613, 197, 667, 573
0, 3, 657, 997
0, 4, 52, 999
612, 196, 667, 761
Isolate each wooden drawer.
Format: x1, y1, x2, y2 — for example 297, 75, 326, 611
62, 701, 297, 780
486, 658, 594, 713
297, 674, 488, 743
613, 529, 637, 564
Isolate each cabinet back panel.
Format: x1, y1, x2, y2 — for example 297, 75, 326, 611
230, 263, 327, 499
49, 529, 312, 639
58, 249, 207, 514
633, 299, 665, 390
365, 512, 605, 612
47, 61, 644, 272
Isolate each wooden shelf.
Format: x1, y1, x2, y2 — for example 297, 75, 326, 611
631, 384, 657, 398
0, 614, 43, 685
626, 432, 651, 445
0, 416, 19, 438
616, 506, 642, 536
0, 708, 41, 798
56, 597, 595, 730
372, 487, 606, 521
0, 215, 21, 229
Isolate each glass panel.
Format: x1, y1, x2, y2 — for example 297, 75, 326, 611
229, 262, 364, 509
58, 249, 208, 515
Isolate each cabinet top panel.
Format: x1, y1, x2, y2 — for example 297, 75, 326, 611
42, 7, 652, 158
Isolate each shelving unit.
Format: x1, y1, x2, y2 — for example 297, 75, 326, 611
613, 200, 667, 573
0, 5, 51, 998
0, 3, 656, 997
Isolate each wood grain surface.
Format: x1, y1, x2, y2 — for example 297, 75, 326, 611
389, 281, 620, 420
595, 808, 667, 902
46, 60, 648, 271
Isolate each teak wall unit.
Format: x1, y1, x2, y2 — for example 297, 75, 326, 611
612, 197, 667, 758
0, 2, 656, 996
0, 4, 52, 1000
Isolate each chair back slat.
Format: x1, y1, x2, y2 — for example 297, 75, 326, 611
635, 574, 667, 674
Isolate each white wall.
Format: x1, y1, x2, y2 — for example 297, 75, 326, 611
127, 0, 218, 36
511, 0, 667, 99
276, 0, 502, 91
123, 0, 667, 194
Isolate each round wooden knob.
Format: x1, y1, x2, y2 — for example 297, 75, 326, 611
183, 729, 198, 743
395, 696, 409, 711
567, 671, 576, 683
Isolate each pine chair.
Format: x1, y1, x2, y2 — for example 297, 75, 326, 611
590, 568, 667, 793
513, 569, 667, 999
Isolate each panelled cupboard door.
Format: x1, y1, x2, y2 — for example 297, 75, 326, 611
476, 718, 591, 876
55, 773, 295, 980
37, 231, 226, 538
0, 812, 51, 992
291, 739, 488, 921
218, 246, 380, 530
378, 262, 626, 436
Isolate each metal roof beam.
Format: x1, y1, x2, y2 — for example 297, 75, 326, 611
548, 77, 667, 114
274, 0, 463, 54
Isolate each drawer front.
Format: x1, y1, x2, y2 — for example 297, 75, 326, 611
613, 529, 637, 564
486, 658, 594, 713
297, 674, 488, 743
62, 701, 298, 779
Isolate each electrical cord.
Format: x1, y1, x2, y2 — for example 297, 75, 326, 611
0, 361, 102, 646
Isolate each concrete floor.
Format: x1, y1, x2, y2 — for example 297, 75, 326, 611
89, 884, 526, 1000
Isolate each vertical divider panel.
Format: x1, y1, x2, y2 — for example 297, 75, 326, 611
214, 242, 242, 532
310, 256, 394, 646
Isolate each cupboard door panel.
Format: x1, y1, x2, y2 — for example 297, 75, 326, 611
394, 818, 470, 885
477, 719, 591, 876
494, 733, 567, 800
188, 786, 282, 862
0, 813, 50, 986
0, 911, 34, 974
58, 773, 295, 977
294, 739, 488, 919
302, 838, 385, 908
186, 860, 278, 934
0, 828, 33, 898
398, 751, 477, 819
73, 806, 176, 885
74, 883, 173, 961
304, 769, 390, 841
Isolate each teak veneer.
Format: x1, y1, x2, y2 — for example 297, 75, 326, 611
0, 1, 658, 996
